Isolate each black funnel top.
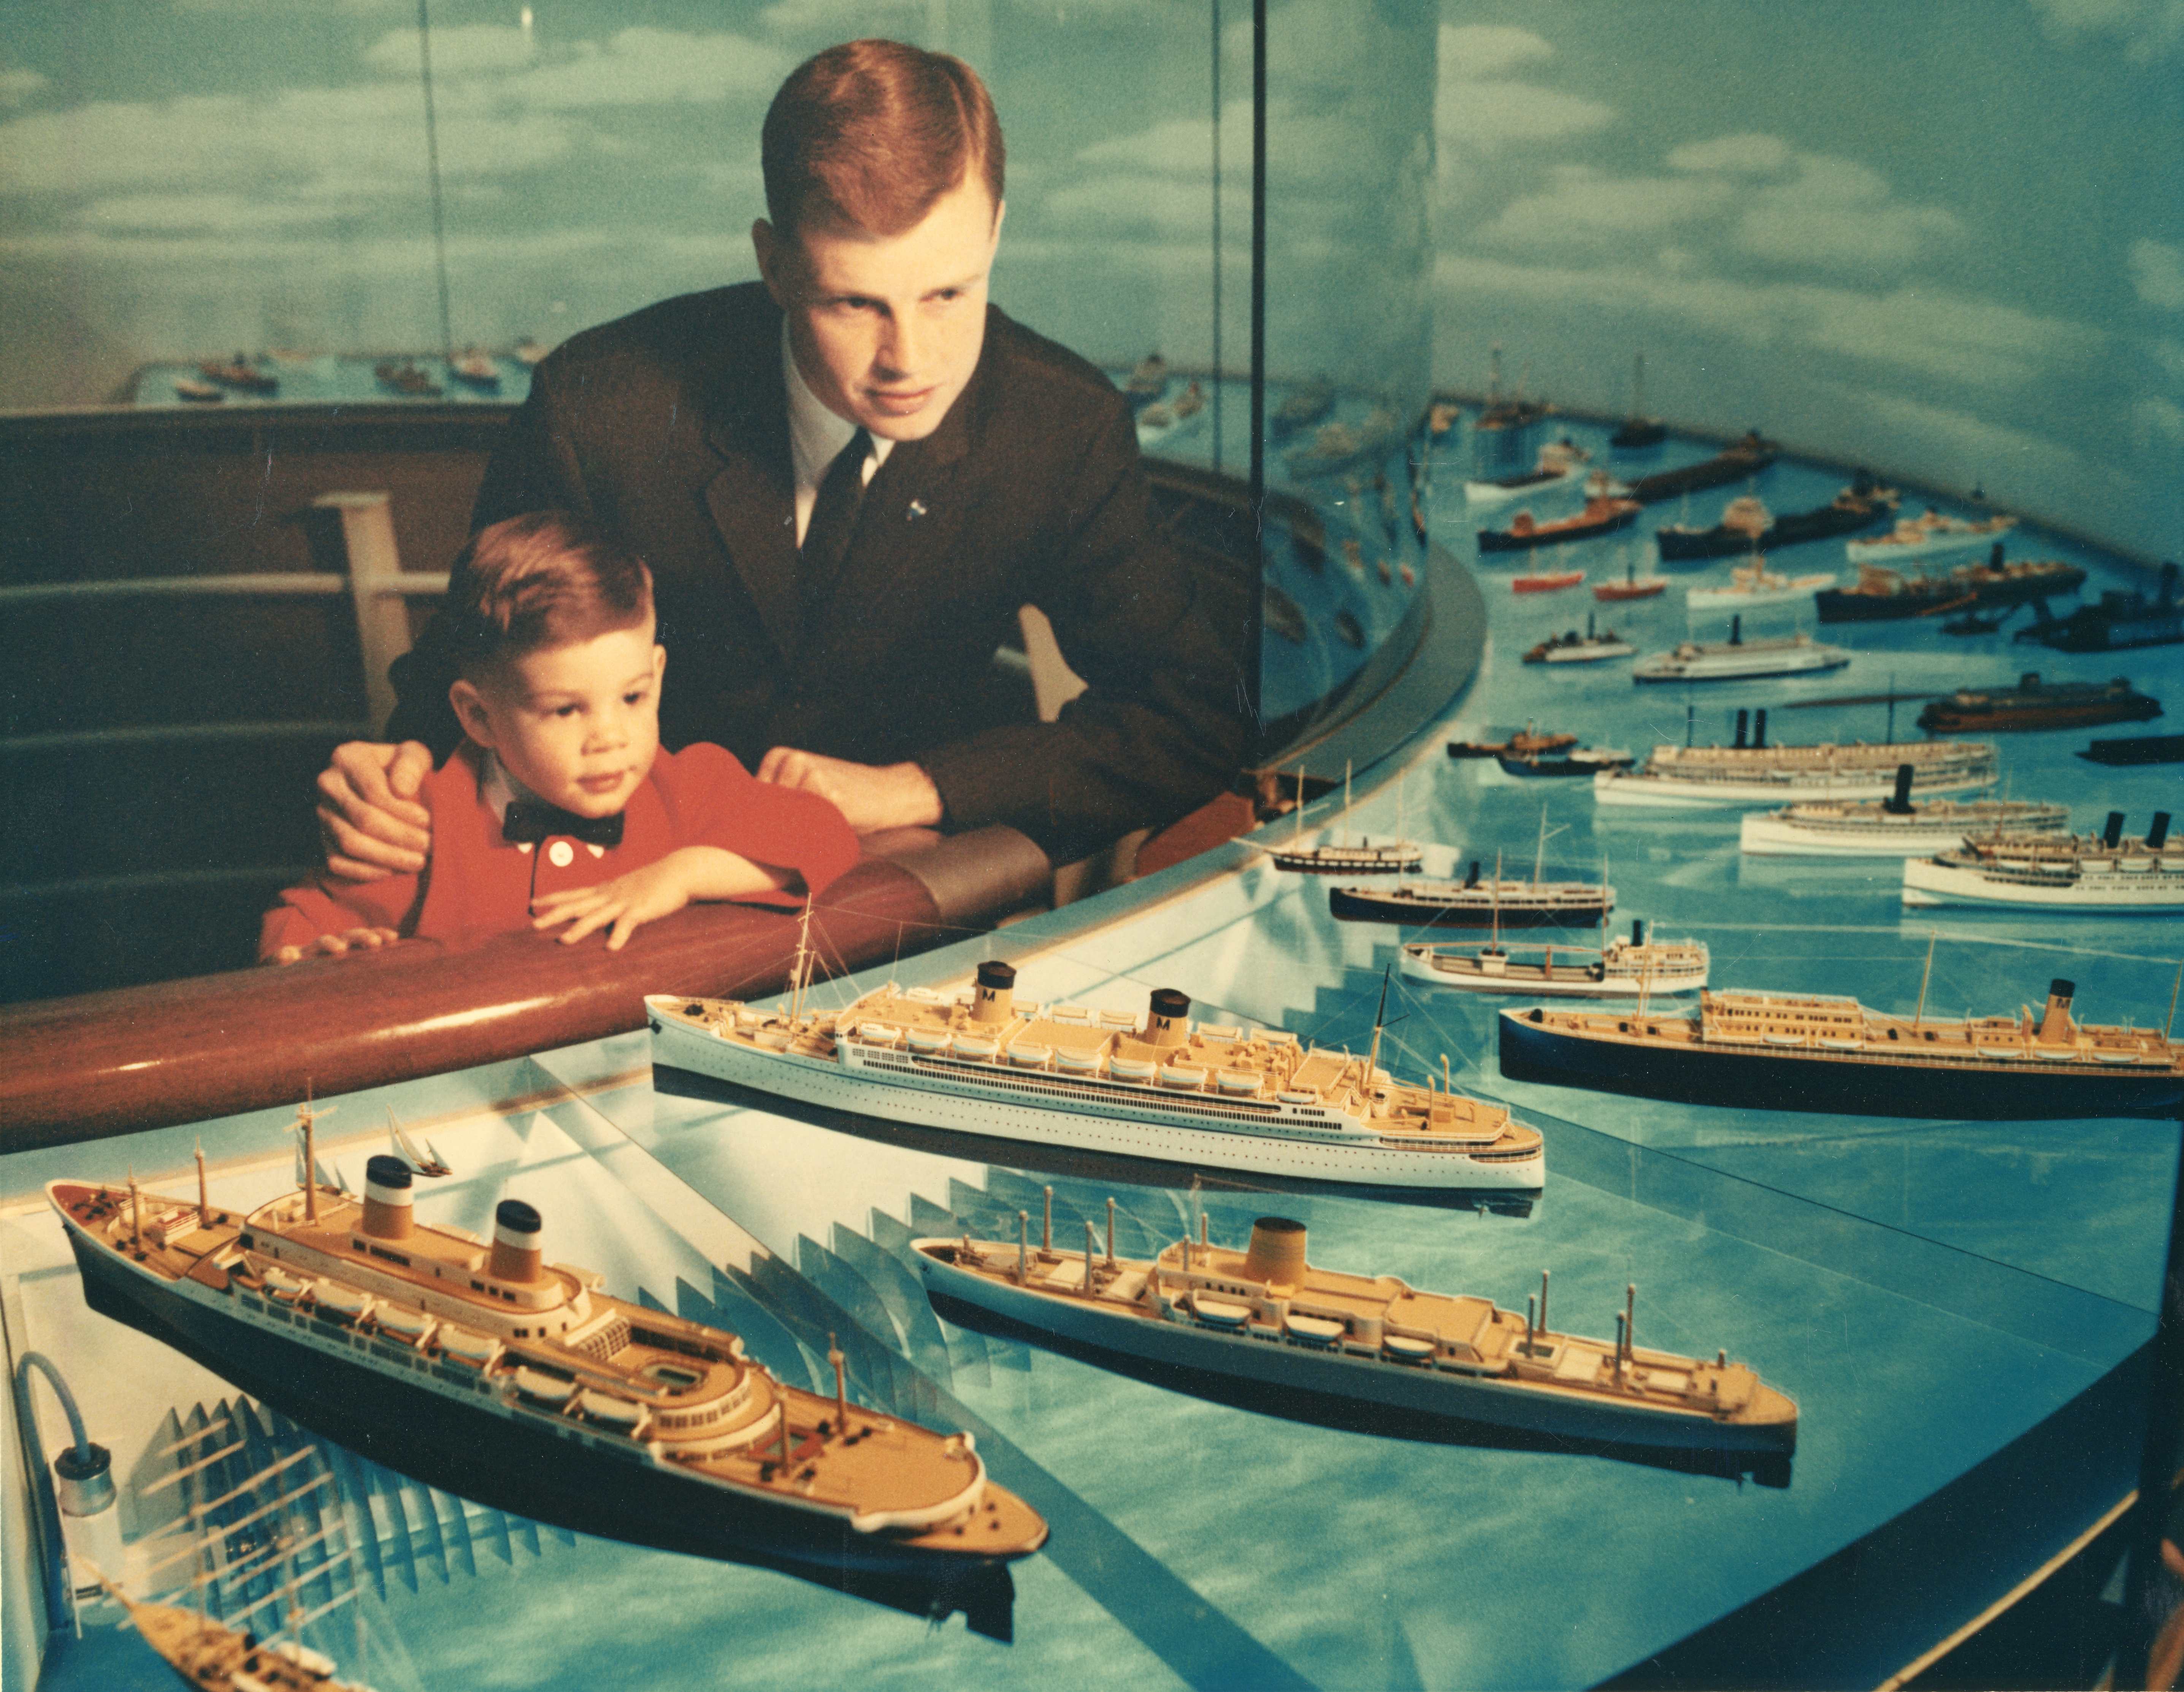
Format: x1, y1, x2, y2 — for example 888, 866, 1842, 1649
495, 1198, 542, 1236
2104, 811, 2125, 849
2049, 978, 2075, 1003
365, 1154, 412, 1190
1148, 988, 1191, 1020
977, 960, 1018, 990
1885, 763, 1915, 814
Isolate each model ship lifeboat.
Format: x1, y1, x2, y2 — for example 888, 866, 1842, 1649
912, 1216, 1796, 1457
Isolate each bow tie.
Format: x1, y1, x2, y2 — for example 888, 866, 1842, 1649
502, 800, 624, 847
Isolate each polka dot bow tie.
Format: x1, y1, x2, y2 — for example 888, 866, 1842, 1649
502, 800, 625, 848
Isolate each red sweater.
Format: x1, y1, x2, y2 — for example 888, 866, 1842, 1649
260, 741, 860, 959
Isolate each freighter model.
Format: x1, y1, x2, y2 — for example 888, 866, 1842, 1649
1632, 622, 1851, 684
1815, 548, 2086, 623
1915, 672, 2162, 734
1499, 974, 2184, 1118
648, 966, 1546, 1191
1594, 713, 1998, 808
48, 1124, 1047, 1592
913, 1214, 1796, 1456
1402, 920, 1707, 997
1685, 559, 1836, 613
1740, 766, 2068, 856
1624, 431, 1780, 505
1846, 509, 2017, 565
1478, 494, 1642, 553
1903, 810, 2183, 912
1654, 477, 1897, 562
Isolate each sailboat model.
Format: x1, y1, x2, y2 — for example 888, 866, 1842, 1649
1266, 760, 1423, 873
1331, 811, 1615, 929
385, 1107, 450, 1177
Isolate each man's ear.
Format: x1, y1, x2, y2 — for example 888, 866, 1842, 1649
653, 644, 668, 687
752, 218, 787, 307
449, 678, 497, 749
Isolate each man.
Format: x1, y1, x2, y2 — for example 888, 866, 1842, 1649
316, 38, 1247, 900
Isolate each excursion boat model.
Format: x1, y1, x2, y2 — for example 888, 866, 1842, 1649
1609, 352, 1667, 452
1464, 437, 1589, 507
2024, 563, 2183, 653
1740, 765, 2068, 856
648, 964, 1546, 1191
48, 1114, 1048, 1591
1266, 761, 1423, 874
1331, 821, 1613, 932
912, 1215, 1796, 1457
1631, 621, 1851, 684
1915, 672, 2163, 734
1903, 810, 2183, 912
1654, 477, 1898, 562
1685, 559, 1837, 613
1478, 494, 1642, 554
1624, 431, 1780, 505
1499, 970, 2184, 1119
1815, 548, 2086, 623
1524, 615, 1634, 664
1595, 716, 1998, 808
1402, 919, 1707, 998
1846, 509, 2017, 566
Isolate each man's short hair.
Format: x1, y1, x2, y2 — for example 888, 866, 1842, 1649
762, 39, 1004, 238
444, 512, 653, 678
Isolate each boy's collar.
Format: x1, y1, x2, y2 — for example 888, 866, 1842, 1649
478, 751, 626, 847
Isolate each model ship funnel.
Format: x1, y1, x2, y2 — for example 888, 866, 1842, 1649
1241, 1216, 1308, 1293
1885, 763, 1916, 815
972, 960, 1017, 1026
2039, 979, 2076, 1041
1145, 988, 1191, 1048
1753, 708, 1768, 750
490, 1198, 544, 1282
2104, 811, 2126, 849
1733, 709, 1748, 749
2150, 811, 2172, 850
362, 1154, 414, 1240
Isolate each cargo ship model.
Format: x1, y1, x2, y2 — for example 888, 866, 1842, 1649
1594, 716, 1997, 808
2024, 563, 2182, 653
912, 1215, 1796, 1456
1401, 919, 1707, 998
1902, 810, 2183, 912
1654, 477, 1898, 562
1846, 509, 2017, 565
1915, 672, 2162, 734
1739, 766, 2068, 857
648, 967, 1546, 1191
1816, 549, 2086, 623
1478, 494, 1641, 554
48, 1123, 1048, 1583
1499, 974, 2184, 1119
1631, 623, 1851, 684
2080, 734, 2184, 767
1464, 436, 1589, 507
1624, 431, 1780, 505
1685, 559, 1837, 613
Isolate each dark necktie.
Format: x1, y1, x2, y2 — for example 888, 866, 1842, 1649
800, 426, 873, 625
503, 800, 624, 847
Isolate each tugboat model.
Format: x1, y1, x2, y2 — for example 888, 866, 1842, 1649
1632, 618, 1851, 684
1402, 917, 1708, 999
1903, 810, 2182, 911
48, 1121, 1047, 1581
1740, 764, 2069, 856
648, 965, 1546, 1191
1266, 762, 1422, 874
913, 1214, 1796, 1457
1915, 672, 2163, 734
1499, 969, 2184, 1119
1595, 711, 1998, 808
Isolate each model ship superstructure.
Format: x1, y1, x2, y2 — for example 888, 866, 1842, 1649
647, 965, 1545, 1191
1740, 766, 2070, 857
1594, 715, 1998, 808
913, 1215, 1796, 1455
1814, 548, 2086, 623
1902, 810, 2182, 911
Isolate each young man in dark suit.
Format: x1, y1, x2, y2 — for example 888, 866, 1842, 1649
314, 38, 1248, 910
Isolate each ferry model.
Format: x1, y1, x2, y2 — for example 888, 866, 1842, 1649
1685, 559, 1837, 613
1595, 716, 1998, 808
1915, 672, 2162, 734
1654, 477, 1898, 561
1609, 352, 1667, 451
48, 1123, 1048, 1584
1740, 765, 2068, 856
1478, 493, 1641, 554
1499, 973, 2184, 1119
912, 1215, 1796, 1456
648, 967, 1546, 1191
1265, 762, 1422, 874
1903, 810, 2183, 913
1846, 509, 2017, 566
1624, 431, 1780, 505
1631, 623, 1851, 684
1402, 919, 1707, 998
2025, 563, 2182, 654
1464, 436, 1589, 507
1524, 616, 1634, 664
1816, 548, 2086, 624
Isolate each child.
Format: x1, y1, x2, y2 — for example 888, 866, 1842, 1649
261, 512, 859, 963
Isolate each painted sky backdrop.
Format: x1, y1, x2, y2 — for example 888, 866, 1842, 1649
0, 0, 2175, 553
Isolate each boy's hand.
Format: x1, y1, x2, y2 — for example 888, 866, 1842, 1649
318, 740, 435, 881
758, 748, 941, 833
530, 848, 787, 951
269, 926, 402, 966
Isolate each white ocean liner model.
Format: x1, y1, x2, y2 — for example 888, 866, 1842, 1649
1595, 716, 1998, 809
1740, 764, 2068, 856
647, 962, 1545, 1191
1903, 810, 2182, 911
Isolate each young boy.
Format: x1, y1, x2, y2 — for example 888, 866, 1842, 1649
261, 512, 860, 963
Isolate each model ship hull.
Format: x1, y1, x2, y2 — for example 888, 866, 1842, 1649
1625, 441, 1779, 505
1902, 857, 2184, 911
1497, 1011, 2184, 1119
1632, 642, 1850, 683
1330, 884, 1613, 929
1401, 944, 1706, 998
1816, 562, 2085, 623
1478, 507, 1639, 553
1496, 750, 1634, 778
1656, 501, 1888, 561
1596, 742, 1998, 808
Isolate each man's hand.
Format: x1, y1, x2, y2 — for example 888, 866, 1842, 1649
530, 847, 786, 950
757, 748, 942, 834
268, 927, 402, 966
317, 740, 435, 882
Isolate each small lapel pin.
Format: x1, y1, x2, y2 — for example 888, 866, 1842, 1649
907, 499, 928, 520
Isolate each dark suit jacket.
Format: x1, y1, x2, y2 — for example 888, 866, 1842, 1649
388, 283, 1249, 864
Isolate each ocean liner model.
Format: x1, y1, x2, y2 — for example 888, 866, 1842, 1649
1478, 494, 1641, 554
1654, 477, 1898, 562
1902, 810, 2183, 912
913, 1215, 1796, 1456
49, 1124, 1048, 1585
648, 966, 1546, 1191
1402, 919, 1707, 998
1740, 766, 2068, 856
1631, 621, 1851, 684
1499, 974, 2184, 1118
1595, 715, 1998, 808
1846, 509, 2017, 565
1624, 431, 1780, 505
1265, 762, 1422, 874
1685, 559, 1837, 613
1816, 548, 2086, 623
1916, 672, 2162, 734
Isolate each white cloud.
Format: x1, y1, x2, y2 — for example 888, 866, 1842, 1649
1666, 133, 1793, 176
1434, 24, 1613, 158
1479, 166, 1733, 250
80, 192, 389, 233
2130, 238, 2184, 308
2028, 0, 2184, 59
481, 30, 790, 111
0, 67, 48, 108
363, 25, 536, 78
1438, 24, 1554, 81
2133, 394, 2184, 445
2152, 337, 2184, 380
1736, 199, 1964, 271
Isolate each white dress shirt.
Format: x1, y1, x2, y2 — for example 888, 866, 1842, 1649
783, 322, 891, 546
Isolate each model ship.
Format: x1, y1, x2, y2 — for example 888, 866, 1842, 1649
912, 1215, 1795, 1455
1469, 345, 1551, 467
1631, 621, 1851, 684
1402, 919, 1707, 998
1524, 615, 1634, 664
1265, 762, 1422, 873
1903, 810, 2182, 911
1449, 726, 1578, 760
2080, 734, 2184, 767
1497, 742, 1634, 778
1624, 431, 1780, 505
199, 354, 279, 395
1685, 559, 1836, 612
1331, 824, 1614, 930
1915, 672, 2162, 734
1499, 973, 2184, 1119
1594, 715, 1998, 808
1740, 766, 2068, 856
90, 1565, 366, 1692
1594, 558, 1668, 601
1478, 494, 1641, 553
1137, 380, 1204, 436
1123, 352, 1169, 410
48, 1119, 1048, 1582
1512, 564, 1586, 594
448, 347, 501, 391
2024, 562, 2182, 653
648, 965, 1546, 1191
1846, 509, 2017, 565
173, 377, 225, 404
1464, 436, 1589, 507
1815, 547, 2086, 623
372, 359, 443, 398
1285, 404, 1400, 479
1655, 478, 1897, 562
1609, 352, 1667, 451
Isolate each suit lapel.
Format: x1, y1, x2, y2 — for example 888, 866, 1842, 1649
701, 314, 801, 664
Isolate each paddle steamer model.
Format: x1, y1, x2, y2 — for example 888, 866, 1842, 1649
48, 1121, 1047, 1584
1594, 716, 1997, 808
1915, 672, 2162, 734
1685, 559, 1836, 612
1632, 621, 1850, 684
1846, 509, 2017, 565
1815, 549, 2086, 623
1624, 431, 1779, 505
1902, 810, 2183, 912
1654, 478, 1897, 561
913, 1215, 1795, 1456
648, 968, 1546, 1191
1402, 920, 1707, 998
1499, 974, 2184, 1118
1740, 766, 2068, 857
